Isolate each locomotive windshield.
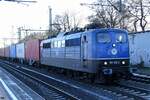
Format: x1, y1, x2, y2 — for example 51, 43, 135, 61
116, 33, 126, 43
97, 33, 111, 43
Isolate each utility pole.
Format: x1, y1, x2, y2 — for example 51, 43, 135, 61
119, 0, 124, 28
49, 6, 52, 33
25, 29, 28, 37
18, 27, 22, 41
119, 0, 122, 12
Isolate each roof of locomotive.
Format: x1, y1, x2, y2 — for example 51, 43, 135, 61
41, 28, 128, 44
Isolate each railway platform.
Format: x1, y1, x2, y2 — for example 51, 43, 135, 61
0, 67, 44, 100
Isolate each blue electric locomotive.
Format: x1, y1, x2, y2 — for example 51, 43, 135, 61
40, 28, 130, 81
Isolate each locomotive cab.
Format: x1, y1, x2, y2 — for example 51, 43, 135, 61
91, 29, 130, 77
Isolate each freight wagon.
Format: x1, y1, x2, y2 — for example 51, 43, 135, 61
4, 46, 10, 60
16, 43, 25, 63
25, 39, 40, 66
9, 44, 16, 61
0, 48, 4, 58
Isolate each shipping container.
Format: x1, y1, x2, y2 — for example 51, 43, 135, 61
4, 46, 10, 58
16, 43, 25, 59
0, 48, 4, 57
9, 44, 16, 58
25, 39, 40, 64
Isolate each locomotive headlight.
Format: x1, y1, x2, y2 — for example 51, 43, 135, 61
104, 61, 108, 65
122, 61, 125, 65
112, 44, 116, 47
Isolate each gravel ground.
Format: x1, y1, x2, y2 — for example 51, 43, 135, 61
136, 67, 150, 76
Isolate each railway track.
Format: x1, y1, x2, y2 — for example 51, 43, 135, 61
1, 60, 150, 100
116, 79, 150, 100
93, 72, 150, 99
106, 72, 150, 100
0, 60, 117, 100
94, 79, 150, 100
0, 61, 79, 100
131, 73, 150, 84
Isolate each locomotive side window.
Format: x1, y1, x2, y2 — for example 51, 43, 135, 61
43, 42, 51, 48
54, 41, 58, 48
65, 38, 81, 47
51, 41, 54, 48
83, 36, 86, 42
97, 33, 111, 43
116, 33, 126, 43
57, 41, 61, 48
61, 40, 65, 47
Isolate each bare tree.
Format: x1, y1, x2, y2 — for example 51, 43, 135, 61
53, 15, 62, 32
127, 0, 150, 32
84, 0, 131, 29
53, 12, 81, 32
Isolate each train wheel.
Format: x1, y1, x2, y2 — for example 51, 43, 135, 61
66, 70, 72, 78
88, 74, 95, 83
73, 71, 80, 80
94, 71, 106, 84
125, 72, 133, 79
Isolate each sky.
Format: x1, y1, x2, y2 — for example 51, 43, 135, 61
0, 0, 95, 47
0, 0, 94, 43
